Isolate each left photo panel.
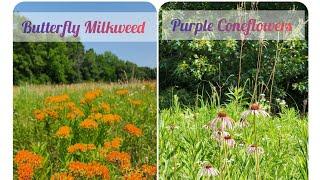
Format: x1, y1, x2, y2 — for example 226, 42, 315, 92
13, 2, 157, 179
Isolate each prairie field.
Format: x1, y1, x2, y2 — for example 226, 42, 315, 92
160, 92, 308, 180
13, 82, 157, 179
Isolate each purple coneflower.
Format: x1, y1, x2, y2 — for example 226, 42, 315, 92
223, 135, 236, 148
247, 144, 264, 155
209, 111, 234, 130
199, 163, 219, 177
211, 128, 230, 142
241, 103, 269, 119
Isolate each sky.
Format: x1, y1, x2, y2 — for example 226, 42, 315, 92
83, 42, 156, 67
14, 2, 157, 68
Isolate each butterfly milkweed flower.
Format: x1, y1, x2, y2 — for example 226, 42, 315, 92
124, 124, 143, 137
55, 126, 72, 138
67, 143, 96, 153
241, 103, 270, 120
208, 111, 234, 130
80, 119, 98, 129
247, 144, 264, 155
105, 151, 131, 170
33, 109, 46, 121
124, 170, 144, 180
142, 164, 157, 176
68, 161, 110, 179
223, 135, 236, 148
100, 102, 111, 112
45, 94, 70, 104
104, 137, 122, 149
14, 150, 43, 180
115, 89, 129, 96
80, 89, 102, 104
50, 172, 74, 180
66, 102, 84, 120
101, 114, 122, 124
199, 163, 219, 177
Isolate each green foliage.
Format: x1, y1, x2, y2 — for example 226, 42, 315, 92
14, 42, 156, 85
159, 2, 308, 112
160, 97, 308, 179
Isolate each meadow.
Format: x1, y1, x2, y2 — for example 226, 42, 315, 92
13, 82, 157, 179
159, 88, 308, 180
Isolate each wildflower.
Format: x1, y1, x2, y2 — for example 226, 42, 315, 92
100, 114, 121, 124
66, 103, 84, 120
17, 164, 34, 180
45, 94, 69, 104
14, 150, 43, 180
100, 102, 110, 112
238, 118, 249, 127
67, 143, 96, 153
241, 103, 270, 120
55, 126, 71, 138
124, 124, 143, 137
223, 135, 236, 148
247, 144, 264, 155
124, 170, 145, 180
104, 137, 122, 149
51, 172, 74, 180
44, 108, 59, 119
199, 163, 219, 177
115, 89, 129, 96
105, 151, 131, 170
141, 164, 157, 176
211, 129, 230, 142
208, 111, 234, 130
68, 161, 110, 179
14, 150, 43, 169
33, 109, 46, 121
80, 89, 102, 104
80, 119, 98, 129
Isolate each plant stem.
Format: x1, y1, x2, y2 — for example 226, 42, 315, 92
253, 114, 260, 180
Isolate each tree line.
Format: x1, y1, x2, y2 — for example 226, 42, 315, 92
13, 42, 156, 85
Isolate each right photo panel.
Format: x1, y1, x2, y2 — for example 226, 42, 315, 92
159, 2, 308, 179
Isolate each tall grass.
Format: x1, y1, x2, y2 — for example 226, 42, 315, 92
159, 90, 307, 179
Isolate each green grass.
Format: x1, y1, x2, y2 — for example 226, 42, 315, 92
160, 96, 308, 180
13, 82, 156, 179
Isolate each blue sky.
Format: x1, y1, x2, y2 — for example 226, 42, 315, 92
15, 2, 157, 68
84, 42, 156, 67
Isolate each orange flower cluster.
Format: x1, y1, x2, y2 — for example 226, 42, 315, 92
105, 151, 131, 170
55, 126, 71, 138
33, 107, 60, 121
129, 99, 143, 106
88, 113, 103, 120
104, 137, 122, 149
50, 172, 74, 180
124, 124, 143, 137
68, 161, 110, 180
124, 170, 145, 180
100, 102, 111, 112
100, 114, 122, 124
141, 164, 157, 176
115, 89, 129, 96
14, 150, 43, 180
67, 143, 96, 153
80, 89, 102, 104
66, 102, 84, 120
80, 119, 98, 129
45, 94, 70, 104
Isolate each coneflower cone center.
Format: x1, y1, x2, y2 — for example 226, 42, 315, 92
224, 135, 231, 140
250, 103, 260, 110
217, 111, 227, 117
205, 165, 212, 169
